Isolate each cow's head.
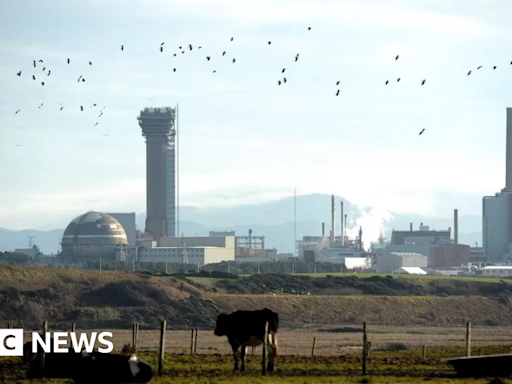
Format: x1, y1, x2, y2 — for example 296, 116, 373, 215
214, 314, 228, 336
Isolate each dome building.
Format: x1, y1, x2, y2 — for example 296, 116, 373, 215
61, 211, 129, 259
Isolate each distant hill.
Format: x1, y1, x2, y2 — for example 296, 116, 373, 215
0, 193, 482, 254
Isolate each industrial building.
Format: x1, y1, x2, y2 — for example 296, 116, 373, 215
483, 108, 512, 263
376, 252, 428, 274
391, 223, 451, 245
138, 107, 177, 240
430, 243, 470, 269
482, 266, 512, 277
297, 195, 370, 270
61, 211, 129, 259
107, 213, 137, 246
136, 235, 235, 265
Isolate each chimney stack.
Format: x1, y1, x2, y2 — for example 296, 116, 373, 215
506, 108, 512, 191
344, 214, 347, 242
410, 222, 413, 231
322, 222, 325, 237
340, 201, 345, 246
359, 226, 363, 250
331, 195, 335, 245
454, 209, 458, 246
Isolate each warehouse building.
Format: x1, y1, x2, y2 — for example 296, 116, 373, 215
377, 252, 428, 274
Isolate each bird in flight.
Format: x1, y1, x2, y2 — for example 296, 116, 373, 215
67, 58, 70, 64
336, 90, 340, 96
33, 60, 36, 68
283, 77, 287, 83
15, 109, 20, 114
82, 78, 85, 82
189, 44, 192, 50
419, 129, 425, 135
467, 70, 472, 76
213, 70, 216, 73
282, 68, 286, 73
15, 144, 21, 147
47, 70, 51, 76
78, 75, 82, 82
80, 106, 84, 111
222, 51, 226, 56
493, 66, 497, 70
121, 45, 124, 51
477, 66, 483, 70
89, 61, 92, 65
397, 78, 400, 82
94, 122, 98, 126
308, 27, 311, 30
161, 42, 165, 46
421, 79, 426, 85
336, 81, 340, 86
39, 60, 43, 63
278, 80, 282, 85
38, 103, 43, 108
295, 54, 299, 62
232, 58, 236, 63
173, 68, 176, 72
268, 41, 271, 45
32, 75, 36, 80
160, 46, 164, 52
395, 55, 399, 60
91, 103, 97, 108
17, 71, 21, 76
230, 37, 234, 41
385, 80, 389, 85
60, 106, 64, 111
206, 56, 210, 61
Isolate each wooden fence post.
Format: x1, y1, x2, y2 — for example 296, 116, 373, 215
262, 322, 268, 375
71, 323, 76, 333
367, 341, 372, 358
362, 322, 367, 375
466, 321, 471, 357
40, 321, 48, 371
194, 329, 198, 355
190, 329, 194, 354
311, 337, 316, 358
422, 344, 426, 358
158, 320, 166, 376
132, 323, 139, 352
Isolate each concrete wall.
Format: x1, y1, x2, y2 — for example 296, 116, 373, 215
483, 193, 512, 263
204, 247, 235, 264
166, 147, 176, 237
430, 244, 470, 268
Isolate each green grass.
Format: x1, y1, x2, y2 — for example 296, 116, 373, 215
186, 276, 222, 288
2, 345, 512, 383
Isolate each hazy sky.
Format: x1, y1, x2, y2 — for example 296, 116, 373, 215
1, 0, 512, 230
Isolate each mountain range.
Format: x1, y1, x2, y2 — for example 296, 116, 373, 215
0, 193, 482, 254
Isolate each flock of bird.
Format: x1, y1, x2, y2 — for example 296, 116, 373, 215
9, 25, 512, 146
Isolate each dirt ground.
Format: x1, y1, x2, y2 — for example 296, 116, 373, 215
24, 325, 512, 356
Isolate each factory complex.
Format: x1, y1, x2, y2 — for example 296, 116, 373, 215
12, 107, 512, 276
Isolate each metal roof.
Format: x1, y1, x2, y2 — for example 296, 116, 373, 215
389, 252, 428, 258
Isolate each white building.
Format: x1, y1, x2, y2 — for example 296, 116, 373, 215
392, 267, 427, 275
377, 252, 428, 274
482, 266, 512, 277
137, 235, 235, 266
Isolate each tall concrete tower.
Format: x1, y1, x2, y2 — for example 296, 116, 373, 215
506, 108, 512, 191
138, 107, 176, 240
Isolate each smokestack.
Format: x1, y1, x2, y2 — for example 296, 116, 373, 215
454, 209, 458, 246
344, 214, 347, 242
506, 108, 512, 190
340, 201, 345, 246
359, 226, 363, 250
331, 195, 335, 244
322, 222, 325, 237
249, 229, 252, 249
410, 222, 413, 231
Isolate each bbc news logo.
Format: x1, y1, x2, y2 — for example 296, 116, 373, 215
0, 330, 114, 356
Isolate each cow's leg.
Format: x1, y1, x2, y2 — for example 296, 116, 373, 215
230, 343, 240, 372
240, 345, 247, 373
267, 333, 276, 372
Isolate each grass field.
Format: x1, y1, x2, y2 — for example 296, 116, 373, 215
2, 346, 512, 383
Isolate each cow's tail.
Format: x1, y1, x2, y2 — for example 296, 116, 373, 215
273, 334, 279, 356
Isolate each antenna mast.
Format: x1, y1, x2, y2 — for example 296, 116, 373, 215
176, 103, 180, 239
294, 188, 297, 257
27, 235, 35, 248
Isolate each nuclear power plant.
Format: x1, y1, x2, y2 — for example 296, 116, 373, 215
137, 107, 177, 239
482, 107, 512, 263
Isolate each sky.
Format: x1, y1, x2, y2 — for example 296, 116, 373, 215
1, 0, 512, 230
